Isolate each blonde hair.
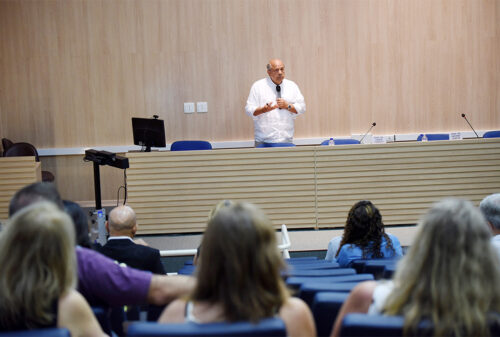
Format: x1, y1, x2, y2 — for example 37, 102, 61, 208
0, 201, 76, 329
383, 198, 500, 337
192, 202, 289, 322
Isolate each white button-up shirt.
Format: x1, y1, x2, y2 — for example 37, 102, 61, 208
245, 77, 306, 143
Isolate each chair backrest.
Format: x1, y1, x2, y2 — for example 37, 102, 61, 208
340, 313, 500, 337
288, 267, 356, 278
127, 317, 287, 337
299, 281, 360, 307
340, 313, 433, 337
321, 139, 360, 145
483, 130, 500, 138
0, 328, 70, 337
286, 274, 374, 290
417, 133, 449, 141
256, 142, 295, 148
288, 262, 340, 270
1, 138, 14, 155
312, 292, 350, 337
170, 140, 212, 151
3, 142, 40, 161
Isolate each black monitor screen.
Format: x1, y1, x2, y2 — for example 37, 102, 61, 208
132, 117, 166, 152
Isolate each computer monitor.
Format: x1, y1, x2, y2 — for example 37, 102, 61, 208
132, 116, 166, 152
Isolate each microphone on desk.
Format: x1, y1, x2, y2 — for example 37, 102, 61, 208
276, 85, 281, 98
461, 113, 479, 138
360, 122, 376, 144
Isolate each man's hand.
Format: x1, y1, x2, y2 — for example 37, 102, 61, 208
253, 102, 278, 116
277, 98, 297, 113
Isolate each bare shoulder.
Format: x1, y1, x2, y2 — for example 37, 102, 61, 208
59, 289, 88, 314
351, 281, 378, 302
158, 298, 187, 323
279, 297, 316, 337
279, 296, 310, 318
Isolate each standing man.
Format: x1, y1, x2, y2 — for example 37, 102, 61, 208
245, 58, 306, 146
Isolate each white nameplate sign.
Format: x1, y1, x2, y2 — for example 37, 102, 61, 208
450, 132, 462, 140
371, 136, 387, 144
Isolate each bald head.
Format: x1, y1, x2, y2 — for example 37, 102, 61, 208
108, 205, 137, 237
267, 58, 285, 85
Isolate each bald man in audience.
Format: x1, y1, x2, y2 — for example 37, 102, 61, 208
480, 193, 500, 258
97, 205, 165, 275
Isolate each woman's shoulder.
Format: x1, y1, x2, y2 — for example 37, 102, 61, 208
279, 297, 316, 337
158, 298, 188, 323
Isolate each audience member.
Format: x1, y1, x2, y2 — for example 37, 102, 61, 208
159, 202, 316, 337
97, 205, 165, 274
63, 200, 92, 248
8, 182, 194, 309
480, 193, 500, 257
0, 201, 106, 336
327, 200, 402, 266
331, 198, 500, 337
193, 200, 234, 266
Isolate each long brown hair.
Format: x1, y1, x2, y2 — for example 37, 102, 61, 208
0, 202, 76, 329
191, 202, 289, 322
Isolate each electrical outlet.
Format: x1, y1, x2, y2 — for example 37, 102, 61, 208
197, 102, 208, 113
184, 102, 195, 114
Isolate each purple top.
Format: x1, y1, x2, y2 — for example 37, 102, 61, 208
76, 246, 152, 307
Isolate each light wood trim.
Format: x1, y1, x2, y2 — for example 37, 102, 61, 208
0, 157, 41, 222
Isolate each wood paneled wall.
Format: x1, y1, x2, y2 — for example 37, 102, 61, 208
0, 0, 499, 202
125, 139, 500, 234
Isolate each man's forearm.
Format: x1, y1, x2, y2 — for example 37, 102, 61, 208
147, 275, 195, 306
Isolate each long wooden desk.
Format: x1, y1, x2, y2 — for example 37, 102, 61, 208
0, 157, 41, 222
126, 138, 500, 235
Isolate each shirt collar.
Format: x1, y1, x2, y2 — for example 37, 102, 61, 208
108, 236, 134, 243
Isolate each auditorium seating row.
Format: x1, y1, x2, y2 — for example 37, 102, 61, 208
91, 256, 397, 336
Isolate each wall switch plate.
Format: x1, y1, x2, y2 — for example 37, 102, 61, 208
197, 102, 208, 113
184, 102, 195, 113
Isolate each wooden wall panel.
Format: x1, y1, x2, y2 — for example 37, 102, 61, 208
126, 148, 317, 234
0, 0, 499, 148
0, 0, 499, 204
125, 139, 500, 234
315, 139, 500, 228
0, 157, 41, 222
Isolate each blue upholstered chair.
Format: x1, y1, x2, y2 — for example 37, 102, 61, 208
284, 256, 318, 262
170, 140, 212, 151
299, 281, 361, 308
256, 142, 296, 148
312, 292, 350, 337
288, 262, 340, 270
483, 130, 500, 138
339, 313, 434, 337
127, 317, 287, 337
340, 313, 500, 337
286, 274, 374, 290
287, 267, 356, 278
417, 133, 449, 141
0, 328, 70, 337
320, 139, 360, 145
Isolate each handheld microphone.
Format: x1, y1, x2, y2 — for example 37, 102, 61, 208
360, 122, 376, 144
461, 113, 479, 138
276, 85, 281, 98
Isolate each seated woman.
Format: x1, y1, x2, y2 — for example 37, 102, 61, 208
331, 200, 402, 267
159, 202, 316, 337
331, 198, 500, 337
0, 201, 106, 336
